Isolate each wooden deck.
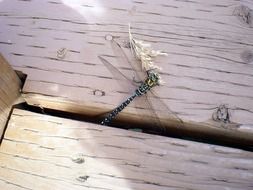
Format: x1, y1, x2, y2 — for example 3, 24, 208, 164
0, 0, 253, 141
0, 1, 253, 188
0, 108, 253, 190
0, 54, 21, 139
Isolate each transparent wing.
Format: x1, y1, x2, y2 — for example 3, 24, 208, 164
132, 94, 166, 133
110, 36, 146, 82
98, 56, 136, 93
130, 89, 183, 133
100, 35, 183, 128
148, 89, 183, 124
110, 36, 183, 125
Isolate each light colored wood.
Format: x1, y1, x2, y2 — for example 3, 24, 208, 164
0, 0, 253, 139
0, 108, 253, 190
0, 53, 21, 140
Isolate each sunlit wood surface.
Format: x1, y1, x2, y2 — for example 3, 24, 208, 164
0, 53, 21, 139
0, 108, 253, 190
0, 0, 253, 139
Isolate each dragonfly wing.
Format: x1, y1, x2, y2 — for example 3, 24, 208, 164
111, 37, 146, 82
98, 56, 137, 93
148, 89, 183, 124
106, 37, 183, 127
132, 94, 166, 133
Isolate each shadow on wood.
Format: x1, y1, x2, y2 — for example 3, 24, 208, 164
0, 53, 21, 141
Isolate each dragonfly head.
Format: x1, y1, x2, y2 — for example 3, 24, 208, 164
146, 70, 161, 87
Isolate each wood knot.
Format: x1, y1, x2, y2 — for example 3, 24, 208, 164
57, 48, 67, 59
233, 5, 252, 26
212, 104, 230, 123
240, 49, 253, 63
93, 89, 105, 96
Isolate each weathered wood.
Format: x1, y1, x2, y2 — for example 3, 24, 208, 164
0, 53, 21, 140
0, 0, 253, 140
0, 108, 253, 190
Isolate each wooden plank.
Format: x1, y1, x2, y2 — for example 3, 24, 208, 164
0, 0, 253, 140
0, 108, 253, 190
0, 53, 21, 140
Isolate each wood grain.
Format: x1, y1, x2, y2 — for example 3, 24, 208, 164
0, 0, 253, 139
0, 108, 253, 190
0, 53, 21, 140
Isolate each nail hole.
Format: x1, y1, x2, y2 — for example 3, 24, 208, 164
76, 175, 89, 182
105, 34, 113, 41
71, 154, 85, 164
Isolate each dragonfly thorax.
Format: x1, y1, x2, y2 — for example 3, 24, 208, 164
146, 70, 160, 87
135, 71, 160, 96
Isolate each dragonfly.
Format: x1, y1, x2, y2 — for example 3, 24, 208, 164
99, 34, 183, 129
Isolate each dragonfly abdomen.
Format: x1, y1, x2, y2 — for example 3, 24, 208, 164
101, 93, 137, 125
101, 72, 159, 126
135, 82, 151, 96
